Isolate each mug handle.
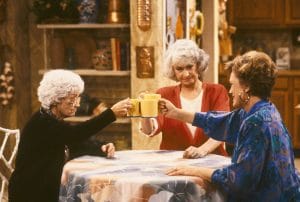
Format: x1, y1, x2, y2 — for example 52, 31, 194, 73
195, 11, 204, 36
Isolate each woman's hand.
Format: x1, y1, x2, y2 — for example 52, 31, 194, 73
111, 98, 132, 117
165, 165, 214, 181
159, 98, 196, 123
165, 165, 200, 176
183, 146, 208, 159
158, 98, 178, 117
101, 143, 115, 158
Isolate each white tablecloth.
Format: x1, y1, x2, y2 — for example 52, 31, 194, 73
59, 150, 231, 202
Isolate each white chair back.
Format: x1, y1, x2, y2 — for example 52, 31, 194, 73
0, 127, 20, 202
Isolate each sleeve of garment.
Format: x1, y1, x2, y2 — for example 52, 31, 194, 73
49, 108, 116, 144
192, 110, 244, 143
211, 122, 269, 195
67, 138, 107, 160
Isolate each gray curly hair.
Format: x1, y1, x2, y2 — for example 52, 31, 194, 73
163, 39, 209, 81
37, 69, 84, 110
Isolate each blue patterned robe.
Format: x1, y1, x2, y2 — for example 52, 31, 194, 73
192, 100, 300, 201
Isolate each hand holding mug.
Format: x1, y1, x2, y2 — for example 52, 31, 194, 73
127, 99, 140, 117
158, 98, 178, 117
111, 98, 132, 117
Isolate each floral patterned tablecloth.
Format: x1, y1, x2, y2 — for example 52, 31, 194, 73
59, 150, 231, 202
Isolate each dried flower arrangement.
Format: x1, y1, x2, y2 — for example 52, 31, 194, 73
0, 62, 14, 106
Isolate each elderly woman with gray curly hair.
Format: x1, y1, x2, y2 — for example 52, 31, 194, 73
8, 69, 131, 202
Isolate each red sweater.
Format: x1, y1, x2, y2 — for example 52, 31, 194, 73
155, 83, 230, 155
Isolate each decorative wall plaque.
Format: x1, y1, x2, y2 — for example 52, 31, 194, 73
0, 62, 15, 106
136, 46, 154, 78
137, 0, 151, 31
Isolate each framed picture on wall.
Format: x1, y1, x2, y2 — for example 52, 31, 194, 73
276, 47, 290, 70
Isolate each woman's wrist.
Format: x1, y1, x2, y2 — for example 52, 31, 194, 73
140, 118, 153, 134
197, 147, 209, 157
140, 117, 158, 136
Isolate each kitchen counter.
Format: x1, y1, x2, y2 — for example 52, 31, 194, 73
276, 69, 300, 76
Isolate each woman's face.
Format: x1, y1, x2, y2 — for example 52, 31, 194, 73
229, 72, 247, 109
173, 63, 199, 87
56, 93, 81, 118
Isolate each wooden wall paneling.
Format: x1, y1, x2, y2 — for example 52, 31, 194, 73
293, 91, 300, 148
95, 123, 132, 150
270, 75, 291, 135
293, 76, 300, 148
271, 90, 290, 131
0, 0, 31, 130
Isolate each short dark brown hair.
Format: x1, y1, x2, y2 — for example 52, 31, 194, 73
226, 51, 277, 99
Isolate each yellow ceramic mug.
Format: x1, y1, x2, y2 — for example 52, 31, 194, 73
140, 99, 158, 117
128, 99, 140, 117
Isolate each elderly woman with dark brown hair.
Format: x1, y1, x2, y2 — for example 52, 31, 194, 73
160, 51, 300, 201
9, 69, 131, 202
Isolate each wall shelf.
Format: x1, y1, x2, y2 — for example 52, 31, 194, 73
37, 24, 130, 29
38, 69, 130, 76
36, 20, 132, 150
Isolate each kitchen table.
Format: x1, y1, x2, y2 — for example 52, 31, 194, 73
59, 150, 231, 202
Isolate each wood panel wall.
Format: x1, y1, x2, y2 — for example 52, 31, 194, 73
0, 0, 31, 130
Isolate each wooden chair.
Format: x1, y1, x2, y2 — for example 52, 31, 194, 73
0, 127, 20, 201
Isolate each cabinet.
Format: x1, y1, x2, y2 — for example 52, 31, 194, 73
270, 76, 291, 135
269, 71, 300, 149
285, 0, 300, 25
37, 23, 132, 150
263, 72, 300, 148
219, 70, 300, 149
293, 77, 300, 148
228, 0, 282, 28
228, 0, 300, 28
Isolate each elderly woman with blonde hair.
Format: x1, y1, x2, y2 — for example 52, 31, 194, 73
140, 39, 230, 158
9, 69, 131, 202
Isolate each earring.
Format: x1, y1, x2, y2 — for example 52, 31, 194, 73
238, 90, 250, 104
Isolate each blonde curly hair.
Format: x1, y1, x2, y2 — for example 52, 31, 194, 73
163, 39, 209, 81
